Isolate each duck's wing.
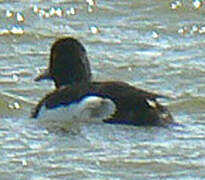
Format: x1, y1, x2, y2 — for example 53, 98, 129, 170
88, 81, 174, 126
91, 81, 171, 100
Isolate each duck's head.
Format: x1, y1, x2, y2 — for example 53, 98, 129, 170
35, 37, 92, 88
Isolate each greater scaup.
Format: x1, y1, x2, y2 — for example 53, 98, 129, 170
32, 37, 174, 127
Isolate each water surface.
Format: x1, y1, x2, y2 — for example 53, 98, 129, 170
0, 0, 205, 179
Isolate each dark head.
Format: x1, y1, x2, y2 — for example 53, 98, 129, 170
35, 37, 92, 88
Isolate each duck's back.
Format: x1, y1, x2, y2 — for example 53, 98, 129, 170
32, 81, 173, 126
89, 81, 173, 126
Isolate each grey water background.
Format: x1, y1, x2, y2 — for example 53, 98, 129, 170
0, 0, 205, 179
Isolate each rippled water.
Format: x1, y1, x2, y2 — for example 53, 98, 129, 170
0, 0, 205, 179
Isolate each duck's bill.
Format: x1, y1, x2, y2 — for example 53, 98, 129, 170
34, 69, 51, 81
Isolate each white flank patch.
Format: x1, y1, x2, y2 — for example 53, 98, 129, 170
146, 99, 157, 108
38, 96, 116, 130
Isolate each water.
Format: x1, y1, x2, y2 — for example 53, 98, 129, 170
0, 0, 205, 179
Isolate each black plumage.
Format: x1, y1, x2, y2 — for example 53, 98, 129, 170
32, 37, 174, 126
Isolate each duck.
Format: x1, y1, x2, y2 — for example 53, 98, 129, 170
31, 37, 174, 128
